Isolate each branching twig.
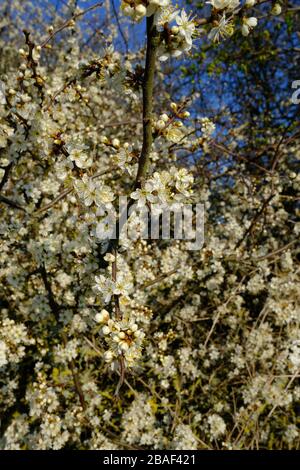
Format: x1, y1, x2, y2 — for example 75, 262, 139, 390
235, 194, 275, 249
40, 2, 103, 48
204, 273, 249, 348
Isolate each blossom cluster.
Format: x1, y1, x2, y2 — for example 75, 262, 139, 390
131, 167, 194, 208
121, 0, 196, 60
95, 310, 145, 367
120, 0, 261, 48
0, 318, 35, 367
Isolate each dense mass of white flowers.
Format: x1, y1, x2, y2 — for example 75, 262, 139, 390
0, 0, 299, 451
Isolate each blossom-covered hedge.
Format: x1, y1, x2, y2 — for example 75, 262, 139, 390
0, 0, 299, 450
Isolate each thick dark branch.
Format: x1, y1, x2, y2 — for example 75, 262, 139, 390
106, 16, 159, 252
40, 264, 60, 318
112, 15, 159, 396
135, 15, 159, 188
0, 163, 13, 192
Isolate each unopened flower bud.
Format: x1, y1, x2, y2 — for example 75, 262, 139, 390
104, 253, 115, 262
135, 4, 147, 17
245, 0, 256, 7
245, 17, 258, 27
102, 325, 110, 335
160, 113, 169, 122
112, 138, 120, 148
104, 350, 113, 362
120, 342, 129, 351
271, 3, 282, 15
155, 120, 166, 130
95, 309, 110, 323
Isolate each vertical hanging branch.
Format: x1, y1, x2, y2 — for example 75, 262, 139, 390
135, 15, 159, 188
107, 15, 159, 256
112, 247, 121, 321
113, 246, 125, 397
114, 15, 159, 397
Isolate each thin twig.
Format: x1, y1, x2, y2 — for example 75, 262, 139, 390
0, 194, 26, 212
204, 273, 249, 348
111, 0, 128, 53
140, 268, 178, 289
235, 194, 274, 249
0, 163, 13, 192
254, 239, 298, 261
34, 167, 116, 215
40, 2, 103, 48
